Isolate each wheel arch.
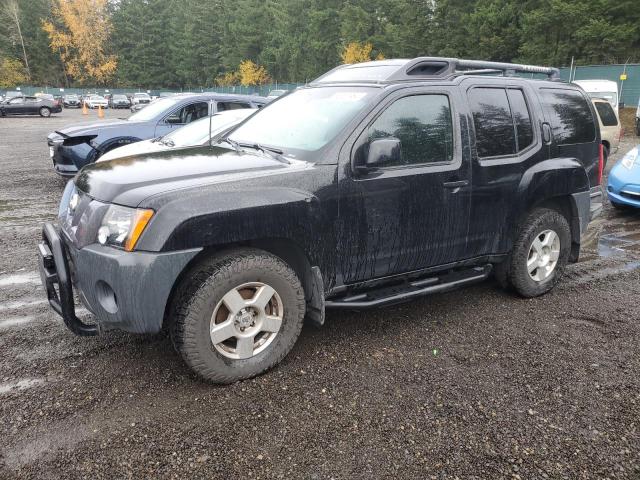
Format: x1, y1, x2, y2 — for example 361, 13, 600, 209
162, 238, 325, 332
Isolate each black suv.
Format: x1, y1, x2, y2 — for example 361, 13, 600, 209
38, 58, 603, 383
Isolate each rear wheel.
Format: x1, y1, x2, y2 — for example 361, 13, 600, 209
496, 208, 571, 297
39, 107, 51, 117
170, 249, 305, 383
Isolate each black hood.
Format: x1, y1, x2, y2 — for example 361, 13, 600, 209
74, 146, 308, 206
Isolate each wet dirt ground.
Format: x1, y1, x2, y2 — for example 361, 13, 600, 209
0, 109, 639, 479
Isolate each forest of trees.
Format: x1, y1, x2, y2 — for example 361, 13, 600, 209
1, 0, 639, 88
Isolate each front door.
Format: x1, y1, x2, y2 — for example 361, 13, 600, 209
337, 88, 471, 284
5, 97, 27, 114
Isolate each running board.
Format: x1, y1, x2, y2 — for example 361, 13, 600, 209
325, 265, 492, 309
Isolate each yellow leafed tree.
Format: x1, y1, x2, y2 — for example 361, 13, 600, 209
42, 0, 117, 84
341, 42, 385, 64
0, 57, 28, 88
238, 60, 271, 86
215, 71, 241, 87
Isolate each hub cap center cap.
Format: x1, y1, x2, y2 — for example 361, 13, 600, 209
234, 309, 256, 329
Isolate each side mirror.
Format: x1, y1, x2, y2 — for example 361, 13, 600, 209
362, 137, 401, 171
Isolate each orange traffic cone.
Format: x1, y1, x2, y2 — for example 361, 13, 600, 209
98, 104, 104, 118
82, 101, 88, 115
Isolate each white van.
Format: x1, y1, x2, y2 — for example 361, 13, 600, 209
573, 79, 619, 112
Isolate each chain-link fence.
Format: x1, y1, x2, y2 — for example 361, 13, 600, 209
3, 83, 305, 98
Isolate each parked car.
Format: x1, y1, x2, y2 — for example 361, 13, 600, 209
39, 57, 603, 383
47, 93, 267, 176
98, 109, 255, 162
84, 95, 109, 109
592, 98, 621, 165
267, 89, 288, 98
1, 95, 62, 117
35, 93, 56, 101
130, 102, 148, 113
573, 79, 619, 113
109, 94, 131, 109
607, 146, 640, 209
132, 92, 152, 106
63, 94, 82, 108
4, 91, 24, 100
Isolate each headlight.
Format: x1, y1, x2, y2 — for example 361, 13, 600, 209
621, 147, 638, 170
97, 205, 154, 251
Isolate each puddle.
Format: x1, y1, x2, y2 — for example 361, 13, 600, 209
0, 271, 40, 287
581, 214, 640, 261
0, 315, 35, 329
0, 378, 46, 394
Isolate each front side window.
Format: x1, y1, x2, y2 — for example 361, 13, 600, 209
367, 94, 454, 167
594, 101, 618, 127
540, 89, 596, 145
165, 102, 209, 124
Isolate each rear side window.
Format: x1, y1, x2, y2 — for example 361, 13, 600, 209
368, 94, 454, 167
507, 89, 534, 151
594, 101, 618, 127
540, 89, 596, 145
469, 87, 534, 158
217, 101, 251, 111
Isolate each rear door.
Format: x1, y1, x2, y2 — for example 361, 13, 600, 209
463, 80, 546, 257
338, 86, 471, 283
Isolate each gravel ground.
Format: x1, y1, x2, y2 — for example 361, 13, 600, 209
0, 109, 639, 479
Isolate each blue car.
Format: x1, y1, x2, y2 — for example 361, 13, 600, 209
47, 93, 266, 176
607, 145, 640, 208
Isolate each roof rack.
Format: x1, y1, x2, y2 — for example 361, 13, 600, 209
312, 57, 561, 84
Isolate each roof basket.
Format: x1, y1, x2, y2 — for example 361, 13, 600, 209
388, 57, 560, 81
313, 57, 561, 84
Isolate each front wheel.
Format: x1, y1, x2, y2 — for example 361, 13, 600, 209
170, 249, 306, 383
496, 208, 571, 298
39, 107, 51, 117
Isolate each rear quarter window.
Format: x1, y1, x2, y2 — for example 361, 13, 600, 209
540, 88, 596, 145
594, 101, 618, 127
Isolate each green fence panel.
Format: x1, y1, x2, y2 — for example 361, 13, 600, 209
559, 64, 640, 107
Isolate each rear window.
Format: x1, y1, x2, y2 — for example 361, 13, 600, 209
540, 89, 596, 145
469, 87, 534, 158
594, 101, 618, 127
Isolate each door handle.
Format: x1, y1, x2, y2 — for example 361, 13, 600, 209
542, 122, 552, 144
443, 180, 469, 189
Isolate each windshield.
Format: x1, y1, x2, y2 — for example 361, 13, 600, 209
129, 97, 180, 121
163, 110, 253, 146
113, 95, 126, 100
135, 93, 150, 98
229, 87, 377, 156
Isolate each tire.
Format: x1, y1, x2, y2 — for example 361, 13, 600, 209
636, 122, 640, 137
495, 208, 571, 298
39, 107, 51, 117
170, 248, 306, 383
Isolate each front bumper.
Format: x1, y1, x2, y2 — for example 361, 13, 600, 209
38, 223, 201, 335
607, 165, 640, 208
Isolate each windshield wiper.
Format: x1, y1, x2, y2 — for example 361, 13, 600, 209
238, 142, 290, 165
223, 136, 242, 153
160, 139, 175, 147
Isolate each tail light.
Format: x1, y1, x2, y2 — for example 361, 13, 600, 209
597, 143, 604, 186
